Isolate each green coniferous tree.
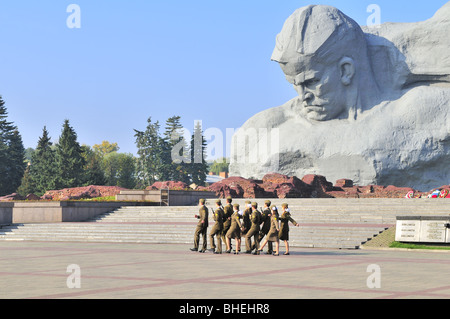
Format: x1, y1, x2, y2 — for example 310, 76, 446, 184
0, 138, 7, 195
134, 117, 164, 186
0, 96, 26, 195
17, 164, 35, 196
190, 121, 208, 186
30, 127, 58, 195
55, 120, 86, 189
163, 116, 190, 183
6, 129, 27, 194
0, 97, 14, 194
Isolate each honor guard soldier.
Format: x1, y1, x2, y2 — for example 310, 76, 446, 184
245, 202, 262, 254
209, 199, 224, 254
241, 200, 252, 237
225, 204, 243, 254
221, 196, 233, 249
259, 205, 281, 256
190, 198, 209, 253
279, 203, 299, 255
258, 200, 273, 254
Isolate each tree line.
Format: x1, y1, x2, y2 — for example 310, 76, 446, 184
0, 95, 209, 197
0, 97, 27, 196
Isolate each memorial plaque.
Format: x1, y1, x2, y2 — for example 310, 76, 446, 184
395, 219, 421, 242
446, 224, 450, 244
419, 220, 448, 243
396, 217, 450, 244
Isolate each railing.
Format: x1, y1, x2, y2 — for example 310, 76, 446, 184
160, 188, 169, 206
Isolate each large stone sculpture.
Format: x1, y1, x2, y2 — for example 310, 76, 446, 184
229, 3, 450, 191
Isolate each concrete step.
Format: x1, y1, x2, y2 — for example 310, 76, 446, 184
0, 222, 386, 251
1, 199, 448, 249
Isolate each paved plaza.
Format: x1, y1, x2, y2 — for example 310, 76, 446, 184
1, 241, 450, 300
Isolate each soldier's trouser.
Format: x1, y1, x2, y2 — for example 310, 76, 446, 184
245, 228, 259, 252
209, 227, 223, 252
221, 224, 231, 246
194, 225, 207, 251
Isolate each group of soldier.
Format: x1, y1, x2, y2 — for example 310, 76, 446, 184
190, 197, 299, 256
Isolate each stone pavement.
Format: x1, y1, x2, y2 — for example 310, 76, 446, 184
1, 241, 450, 300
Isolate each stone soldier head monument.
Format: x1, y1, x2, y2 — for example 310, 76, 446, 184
229, 3, 450, 191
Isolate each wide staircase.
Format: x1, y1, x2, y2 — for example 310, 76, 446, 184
0, 199, 449, 249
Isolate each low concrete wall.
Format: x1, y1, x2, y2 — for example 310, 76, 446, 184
9, 201, 156, 224
116, 190, 217, 206
13, 202, 62, 224
61, 202, 126, 222
0, 203, 14, 225
116, 190, 161, 203
168, 190, 216, 206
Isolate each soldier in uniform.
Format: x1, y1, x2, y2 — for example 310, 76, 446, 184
245, 202, 262, 255
257, 200, 273, 254
225, 204, 243, 254
279, 203, 299, 255
259, 205, 280, 256
221, 196, 233, 250
190, 198, 209, 253
209, 199, 224, 254
241, 200, 252, 238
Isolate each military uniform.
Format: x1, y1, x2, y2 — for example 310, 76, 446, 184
226, 210, 242, 240
209, 203, 224, 253
241, 201, 252, 237
221, 198, 233, 245
245, 203, 262, 254
192, 201, 209, 252
258, 201, 273, 253
226, 204, 243, 253
258, 205, 280, 256
266, 207, 280, 242
279, 210, 298, 241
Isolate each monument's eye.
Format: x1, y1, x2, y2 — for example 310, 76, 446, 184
304, 79, 319, 87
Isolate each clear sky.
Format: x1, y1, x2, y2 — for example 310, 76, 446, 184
0, 0, 448, 158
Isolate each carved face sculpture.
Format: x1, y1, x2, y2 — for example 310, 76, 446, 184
271, 5, 363, 121
280, 57, 353, 121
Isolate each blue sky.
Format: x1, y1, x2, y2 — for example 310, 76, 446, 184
0, 0, 448, 158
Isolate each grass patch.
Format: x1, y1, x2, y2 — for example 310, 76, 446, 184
363, 228, 450, 251
362, 227, 396, 248
389, 241, 450, 250
80, 196, 117, 202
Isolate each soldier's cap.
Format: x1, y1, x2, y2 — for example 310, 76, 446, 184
245, 200, 251, 204
265, 200, 272, 206
270, 205, 278, 211
233, 204, 240, 209
281, 203, 289, 208
226, 196, 233, 201
216, 199, 222, 205
251, 202, 258, 208
199, 198, 206, 204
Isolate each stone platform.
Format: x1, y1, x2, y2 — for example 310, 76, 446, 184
1, 198, 449, 250
2, 241, 450, 299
